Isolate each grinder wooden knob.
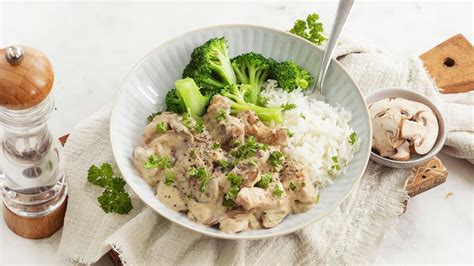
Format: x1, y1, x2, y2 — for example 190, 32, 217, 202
0, 45, 54, 110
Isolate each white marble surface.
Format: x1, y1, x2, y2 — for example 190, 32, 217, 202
0, 1, 472, 265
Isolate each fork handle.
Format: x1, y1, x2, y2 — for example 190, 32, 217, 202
315, 0, 355, 94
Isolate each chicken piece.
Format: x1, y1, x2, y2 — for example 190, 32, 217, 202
144, 112, 190, 143
280, 160, 317, 213
187, 199, 227, 225
279, 160, 306, 182
262, 207, 290, 228
192, 133, 226, 169
156, 181, 187, 212
204, 96, 245, 150
220, 216, 249, 233
148, 132, 193, 162
193, 176, 220, 203
233, 160, 261, 187
132, 147, 160, 186
237, 110, 288, 146
235, 187, 275, 210
219, 211, 261, 233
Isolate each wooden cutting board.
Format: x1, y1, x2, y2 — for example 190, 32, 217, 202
405, 34, 473, 198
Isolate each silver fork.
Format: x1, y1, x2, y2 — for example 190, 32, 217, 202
306, 0, 355, 95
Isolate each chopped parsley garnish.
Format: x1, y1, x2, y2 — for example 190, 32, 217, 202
87, 163, 133, 214
227, 173, 243, 187
289, 182, 297, 191
285, 128, 294, 138
232, 139, 241, 146
215, 159, 237, 169
187, 167, 210, 192
348, 132, 358, 145
223, 173, 243, 207
194, 121, 204, 133
212, 142, 220, 149
331, 156, 341, 171
189, 149, 196, 159
147, 112, 161, 122
156, 122, 168, 133
225, 186, 239, 200
268, 151, 284, 167
232, 136, 268, 160
248, 160, 258, 167
182, 113, 193, 128
273, 186, 284, 197
216, 110, 227, 122
256, 173, 272, 189
223, 185, 240, 207
314, 193, 320, 204
223, 198, 234, 208
144, 155, 172, 169
164, 172, 175, 186
300, 113, 306, 119
281, 103, 297, 111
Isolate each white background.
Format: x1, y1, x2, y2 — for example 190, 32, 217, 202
0, 1, 473, 264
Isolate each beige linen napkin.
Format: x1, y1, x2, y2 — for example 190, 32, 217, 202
58, 42, 474, 265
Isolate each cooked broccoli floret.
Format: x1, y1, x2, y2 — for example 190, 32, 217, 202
165, 89, 186, 114
231, 52, 275, 104
174, 78, 210, 118
270, 61, 312, 92
182, 38, 237, 95
220, 84, 282, 123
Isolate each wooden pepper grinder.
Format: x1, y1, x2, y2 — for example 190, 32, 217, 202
0, 45, 67, 239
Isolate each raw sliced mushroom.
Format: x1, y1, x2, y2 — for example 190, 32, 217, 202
368, 98, 428, 120
389, 141, 411, 161
369, 97, 439, 161
400, 110, 439, 155
371, 111, 401, 157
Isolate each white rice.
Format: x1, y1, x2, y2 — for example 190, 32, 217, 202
261, 80, 360, 187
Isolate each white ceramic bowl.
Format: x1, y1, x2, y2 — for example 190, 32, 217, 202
110, 25, 372, 240
365, 88, 447, 168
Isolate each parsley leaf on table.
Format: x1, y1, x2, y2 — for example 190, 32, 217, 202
87, 163, 133, 214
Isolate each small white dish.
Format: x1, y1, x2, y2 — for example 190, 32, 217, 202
110, 25, 372, 240
365, 88, 447, 168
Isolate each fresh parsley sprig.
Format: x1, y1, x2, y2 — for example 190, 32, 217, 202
156, 122, 168, 133
144, 155, 172, 169
348, 132, 358, 145
281, 103, 297, 112
268, 151, 284, 167
256, 173, 272, 189
188, 166, 210, 192
232, 136, 268, 160
87, 163, 133, 214
223, 173, 243, 207
289, 13, 327, 46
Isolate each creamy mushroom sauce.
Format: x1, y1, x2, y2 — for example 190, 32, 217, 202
133, 96, 319, 233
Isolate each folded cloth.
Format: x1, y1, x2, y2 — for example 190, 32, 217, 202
58, 42, 473, 265
439, 93, 474, 163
